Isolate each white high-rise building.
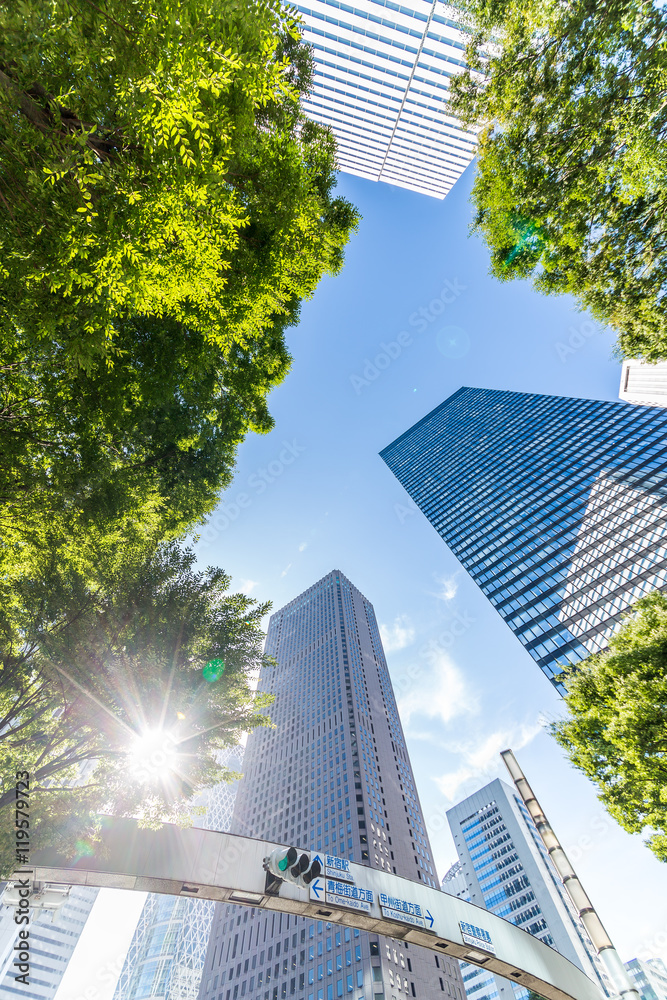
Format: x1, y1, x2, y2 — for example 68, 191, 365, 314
446, 780, 615, 1000
296, 0, 478, 197
619, 360, 667, 407
0, 885, 98, 1000
625, 959, 667, 1000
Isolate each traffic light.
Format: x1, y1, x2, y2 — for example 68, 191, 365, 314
263, 847, 322, 889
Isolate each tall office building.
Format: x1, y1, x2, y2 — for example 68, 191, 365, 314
296, 0, 478, 198
198, 570, 464, 1000
0, 886, 98, 1000
619, 360, 667, 407
380, 386, 667, 690
446, 779, 614, 998
625, 959, 667, 1000
113, 749, 244, 1000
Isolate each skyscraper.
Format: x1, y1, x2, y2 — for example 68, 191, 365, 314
198, 570, 464, 1000
446, 779, 614, 998
380, 386, 667, 690
619, 360, 667, 407
0, 886, 98, 1000
625, 958, 667, 1000
113, 748, 244, 1000
296, 0, 478, 198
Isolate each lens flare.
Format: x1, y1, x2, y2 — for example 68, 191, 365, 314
202, 658, 225, 683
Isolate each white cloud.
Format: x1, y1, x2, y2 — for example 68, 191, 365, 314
435, 574, 458, 602
237, 578, 258, 595
299, 542, 307, 552
433, 719, 543, 803
281, 563, 292, 578
380, 615, 415, 652
396, 649, 477, 729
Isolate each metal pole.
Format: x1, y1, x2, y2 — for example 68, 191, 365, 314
500, 749, 638, 1000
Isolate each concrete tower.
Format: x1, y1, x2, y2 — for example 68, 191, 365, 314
198, 570, 463, 1000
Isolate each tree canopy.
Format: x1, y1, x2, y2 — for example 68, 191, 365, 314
0, 0, 358, 364
0, 538, 274, 877
551, 590, 667, 862
1, 312, 291, 554
0, 0, 359, 557
450, 0, 667, 361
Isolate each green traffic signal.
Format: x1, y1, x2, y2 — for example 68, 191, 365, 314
278, 847, 297, 872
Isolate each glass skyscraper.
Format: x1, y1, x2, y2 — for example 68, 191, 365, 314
446, 780, 614, 999
625, 958, 667, 1000
113, 748, 244, 1000
296, 0, 478, 198
380, 386, 667, 690
0, 886, 98, 1000
198, 570, 463, 1000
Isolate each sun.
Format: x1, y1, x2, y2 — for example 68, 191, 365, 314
127, 727, 179, 785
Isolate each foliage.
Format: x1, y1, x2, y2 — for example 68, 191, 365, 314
0, 311, 291, 550
450, 0, 667, 361
0, 0, 358, 366
551, 591, 667, 862
0, 538, 274, 877
0, 0, 358, 552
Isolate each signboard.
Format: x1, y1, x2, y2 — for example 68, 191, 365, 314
312, 853, 355, 883
379, 893, 434, 930
459, 921, 495, 955
310, 877, 373, 914
381, 905, 425, 929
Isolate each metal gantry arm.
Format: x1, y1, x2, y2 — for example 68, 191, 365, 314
25, 817, 606, 1000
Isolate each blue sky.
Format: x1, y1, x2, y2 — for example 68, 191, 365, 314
56, 165, 667, 1000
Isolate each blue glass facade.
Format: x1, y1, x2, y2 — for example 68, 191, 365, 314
380, 386, 667, 689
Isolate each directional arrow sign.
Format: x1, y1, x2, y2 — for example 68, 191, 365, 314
425, 910, 434, 929
310, 878, 324, 901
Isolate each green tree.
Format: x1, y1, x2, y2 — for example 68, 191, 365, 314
0, 0, 358, 365
450, 0, 667, 361
0, 0, 358, 554
551, 590, 667, 862
0, 311, 291, 551
0, 538, 274, 877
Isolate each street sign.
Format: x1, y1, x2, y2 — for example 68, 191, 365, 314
326, 879, 373, 914
379, 893, 427, 929
459, 921, 495, 955
312, 853, 355, 883
310, 876, 373, 914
